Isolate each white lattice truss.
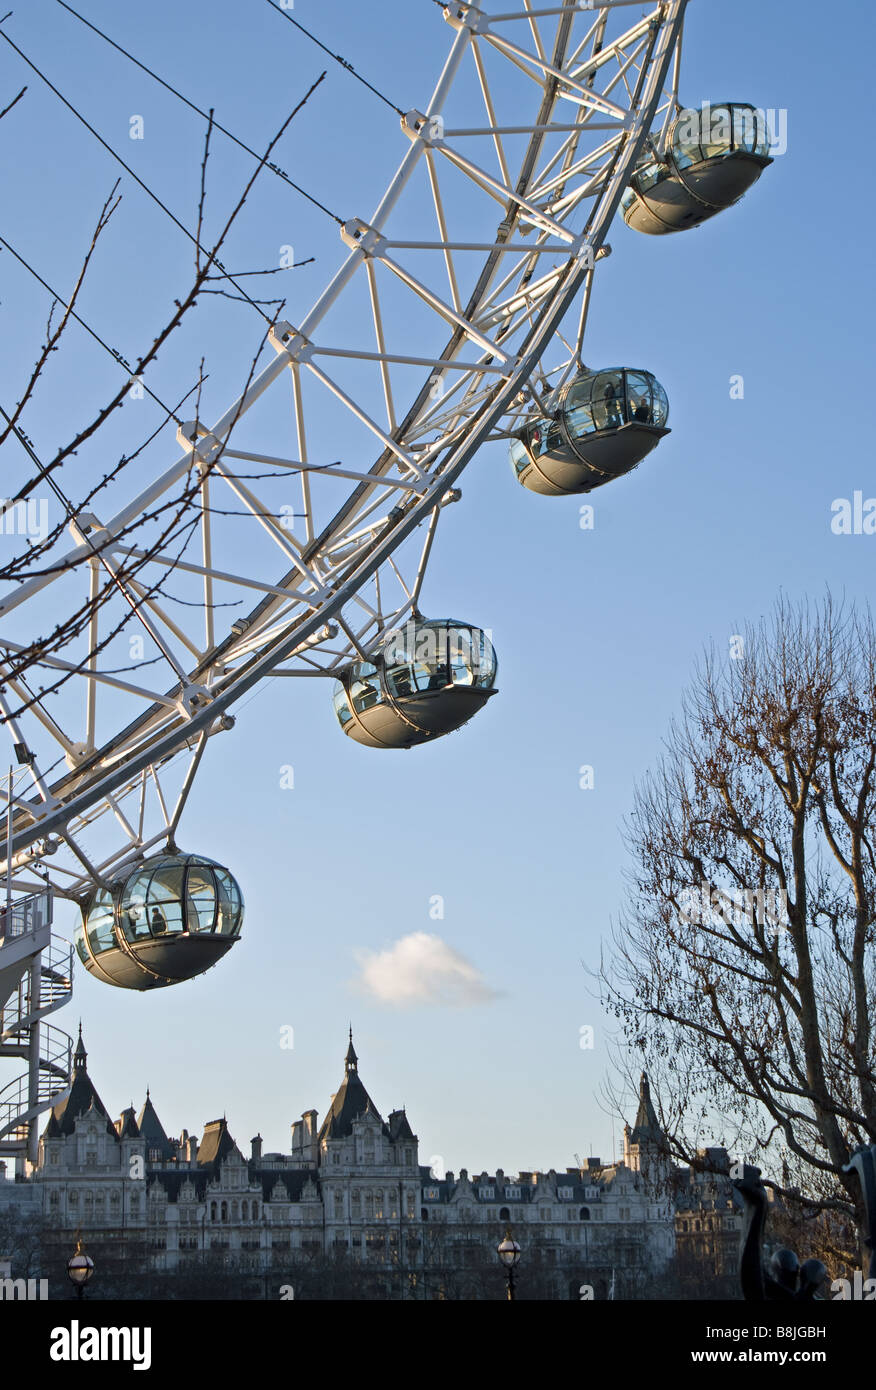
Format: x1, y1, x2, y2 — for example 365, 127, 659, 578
0, 0, 689, 899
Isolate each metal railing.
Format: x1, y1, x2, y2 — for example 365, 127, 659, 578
0, 885, 72, 1151
0, 1021, 72, 1141
0, 888, 52, 943
0, 934, 73, 1032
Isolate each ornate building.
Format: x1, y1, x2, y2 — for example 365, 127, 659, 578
0, 1029, 741, 1297
673, 1146, 744, 1296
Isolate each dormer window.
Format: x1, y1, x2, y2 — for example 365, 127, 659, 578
559, 1186, 574, 1200
479, 1186, 495, 1200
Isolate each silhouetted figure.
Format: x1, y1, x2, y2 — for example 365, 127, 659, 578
843, 1144, 876, 1280
733, 1164, 826, 1301
150, 906, 167, 936
602, 382, 622, 429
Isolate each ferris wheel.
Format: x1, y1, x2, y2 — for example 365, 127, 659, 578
0, 0, 772, 991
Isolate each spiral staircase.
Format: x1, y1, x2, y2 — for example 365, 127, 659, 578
0, 888, 73, 1172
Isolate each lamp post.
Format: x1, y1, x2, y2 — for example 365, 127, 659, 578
67, 1238, 94, 1300
497, 1227, 521, 1301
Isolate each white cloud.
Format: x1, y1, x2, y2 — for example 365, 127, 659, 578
353, 932, 499, 1009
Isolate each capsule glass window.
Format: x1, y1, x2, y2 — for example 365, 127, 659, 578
701, 104, 735, 159
732, 105, 770, 157
445, 626, 493, 689
74, 920, 89, 966
332, 684, 354, 726
383, 622, 496, 697
510, 438, 530, 477
590, 371, 627, 430
348, 663, 381, 714
631, 157, 668, 191
144, 862, 186, 937
385, 651, 446, 698
120, 870, 152, 941
83, 890, 115, 957
214, 869, 243, 937
527, 420, 552, 457
564, 378, 597, 439
186, 864, 217, 933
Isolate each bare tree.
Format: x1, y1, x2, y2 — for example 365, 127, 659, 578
0, 1204, 45, 1278
0, 71, 324, 718
601, 594, 876, 1267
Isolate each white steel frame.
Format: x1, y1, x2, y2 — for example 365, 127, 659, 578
0, 0, 689, 898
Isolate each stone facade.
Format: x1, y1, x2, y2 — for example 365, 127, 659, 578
1, 1029, 740, 1296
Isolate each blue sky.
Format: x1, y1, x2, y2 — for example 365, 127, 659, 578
1, 0, 874, 1176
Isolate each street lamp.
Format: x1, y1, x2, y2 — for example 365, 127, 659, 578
67, 1238, 94, 1300
497, 1227, 521, 1301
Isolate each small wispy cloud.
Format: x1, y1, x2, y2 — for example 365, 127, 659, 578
353, 932, 500, 1008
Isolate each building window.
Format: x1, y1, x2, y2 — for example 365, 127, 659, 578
242, 1200, 248, 1221
479, 1186, 495, 1200
558, 1186, 573, 1200
580, 1206, 591, 1221
499, 1206, 510, 1222
332, 1153, 340, 1165
221, 1201, 228, 1223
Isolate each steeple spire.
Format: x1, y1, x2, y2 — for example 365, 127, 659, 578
345, 1027, 358, 1075
73, 1023, 87, 1072
630, 1071, 665, 1147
